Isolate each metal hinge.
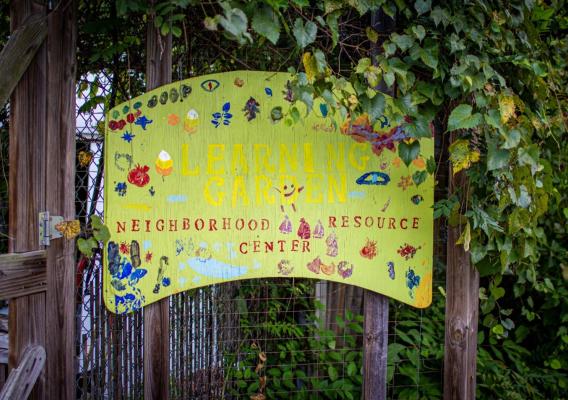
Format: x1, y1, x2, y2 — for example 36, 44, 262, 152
39, 211, 63, 246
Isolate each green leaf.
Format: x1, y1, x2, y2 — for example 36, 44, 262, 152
252, 5, 281, 45
492, 324, 504, 335
447, 104, 482, 131
366, 26, 378, 43
218, 5, 252, 44
412, 25, 426, 41
502, 129, 521, 149
93, 225, 111, 243
328, 365, 338, 381
347, 362, 357, 377
293, 18, 317, 48
398, 141, 420, 166
414, 0, 432, 15
391, 33, 414, 51
550, 359, 562, 370
77, 238, 93, 257
487, 140, 510, 171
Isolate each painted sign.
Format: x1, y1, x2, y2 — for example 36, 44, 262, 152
103, 71, 434, 314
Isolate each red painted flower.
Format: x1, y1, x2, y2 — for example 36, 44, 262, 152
119, 242, 129, 254
109, 120, 118, 130
360, 239, 377, 260
145, 252, 153, 262
117, 119, 127, 130
127, 164, 150, 187
126, 113, 135, 123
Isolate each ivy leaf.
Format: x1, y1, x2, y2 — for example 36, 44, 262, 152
412, 25, 426, 41
448, 139, 480, 174
502, 129, 521, 149
498, 95, 516, 124
293, 18, 317, 48
218, 5, 252, 44
252, 5, 281, 45
456, 221, 471, 251
366, 26, 378, 43
447, 104, 482, 131
398, 141, 420, 166
487, 140, 510, 171
391, 33, 414, 51
414, 0, 432, 15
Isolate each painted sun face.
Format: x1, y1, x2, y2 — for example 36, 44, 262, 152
281, 183, 297, 197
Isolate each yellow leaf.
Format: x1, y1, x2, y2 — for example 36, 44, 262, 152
302, 52, 318, 82
456, 221, 471, 251
55, 220, 81, 240
448, 139, 480, 174
499, 95, 516, 124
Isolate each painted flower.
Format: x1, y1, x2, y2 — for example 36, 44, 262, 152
127, 164, 150, 187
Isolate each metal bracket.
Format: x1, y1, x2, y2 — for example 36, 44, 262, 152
39, 212, 63, 246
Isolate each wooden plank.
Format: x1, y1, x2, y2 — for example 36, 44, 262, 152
8, 1, 48, 399
0, 345, 46, 400
363, 9, 395, 400
0, 251, 46, 300
44, 1, 77, 399
0, 14, 47, 109
443, 131, 479, 400
144, 1, 172, 399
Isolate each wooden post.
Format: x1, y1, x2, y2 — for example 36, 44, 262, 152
44, 0, 77, 398
8, 0, 48, 398
443, 131, 479, 400
143, 1, 172, 398
363, 10, 395, 400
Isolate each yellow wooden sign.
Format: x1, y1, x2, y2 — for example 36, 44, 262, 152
103, 71, 434, 314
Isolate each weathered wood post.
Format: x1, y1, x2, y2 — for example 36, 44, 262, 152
8, 1, 49, 398
363, 9, 395, 400
443, 130, 479, 399
44, 0, 77, 398
143, 1, 172, 398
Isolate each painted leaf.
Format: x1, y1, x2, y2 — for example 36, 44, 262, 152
448, 139, 480, 174
398, 140, 421, 167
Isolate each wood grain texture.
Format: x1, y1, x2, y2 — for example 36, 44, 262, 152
0, 14, 47, 109
443, 131, 479, 400
8, 1, 48, 398
363, 291, 389, 400
0, 251, 47, 300
144, 1, 172, 399
0, 345, 46, 400
362, 10, 396, 400
44, 1, 77, 399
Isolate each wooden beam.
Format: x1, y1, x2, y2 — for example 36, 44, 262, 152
0, 14, 47, 109
44, 0, 76, 399
443, 131, 479, 400
363, 9, 395, 400
144, 1, 172, 399
0, 251, 47, 300
8, 0, 48, 398
0, 345, 46, 400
